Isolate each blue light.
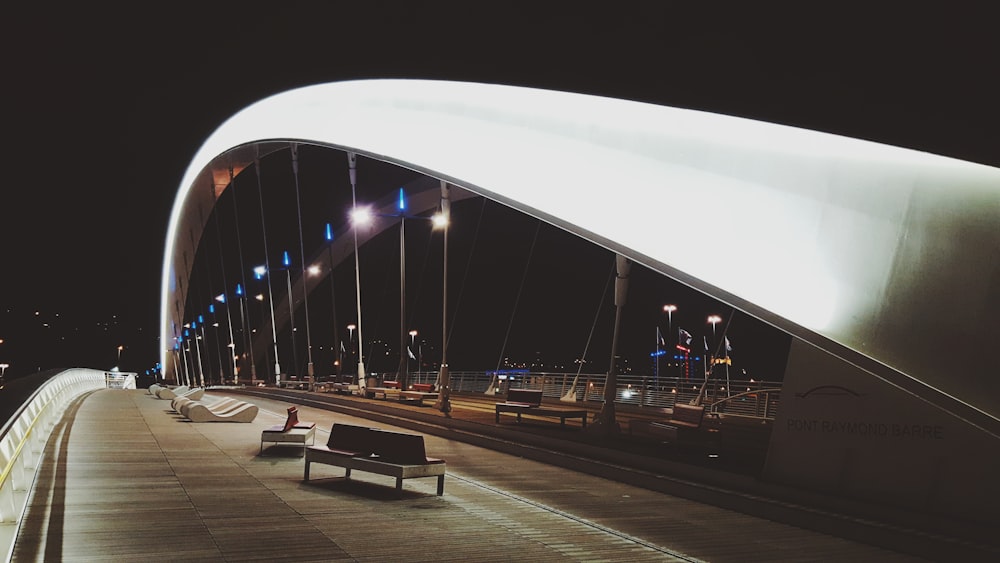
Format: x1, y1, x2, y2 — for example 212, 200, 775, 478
325, 223, 334, 241
191, 321, 197, 329
236, 283, 244, 296
208, 304, 215, 314
184, 329, 190, 337
283, 250, 291, 267
198, 314, 204, 324
398, 188, 407, 212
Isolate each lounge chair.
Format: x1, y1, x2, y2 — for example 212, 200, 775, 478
184, 401, 259, 423
155, 385, 191, 400
178, 397, 242, 419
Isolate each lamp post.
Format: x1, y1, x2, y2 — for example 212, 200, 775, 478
254, 266, 282, 385
708, 314, 721, 338
281, 250, 300, 382
215, 293, 239, 384
663, 305, 677, 341
116, 345, 124, 367
433, 181, 452, 415
194, 317, 207, 388
397, 188, 408, 390
660, 304, 677, 383
325, 223, 342, 379
347, 152, 367, 391
290, 144, 316, 391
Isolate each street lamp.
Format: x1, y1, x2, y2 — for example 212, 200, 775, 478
254, 266, 282, 385
281, 250, 300, 382
290, 144, 316, 391
117, 345, 124, 366
433, 181, 452, 415
325, 223, 342, 379
348, 151, 368, 391
663, 305, 677, 340
215, 293, 239, 384
708, 315, 722, 338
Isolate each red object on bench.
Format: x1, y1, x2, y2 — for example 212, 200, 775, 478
411, 383, 434, 392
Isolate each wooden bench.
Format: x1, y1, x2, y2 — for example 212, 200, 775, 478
327, 375, 361, 395
260, 406, 316, 455
495, 388, 588, 428
366, 380, 401, 400
630, 403, 707, 443
304, 423, 446, 496
398, 382, 438, 405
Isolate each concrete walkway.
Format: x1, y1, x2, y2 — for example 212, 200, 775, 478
9, 389, 972, 561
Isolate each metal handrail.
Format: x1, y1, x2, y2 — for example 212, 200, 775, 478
0, 369, 107, 563
401, 370, 783, 421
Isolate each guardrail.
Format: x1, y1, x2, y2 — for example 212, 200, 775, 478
0, 368, 108, 562
402, 370, 783, 420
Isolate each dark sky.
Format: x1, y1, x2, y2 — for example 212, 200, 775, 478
2, 3, 997, 380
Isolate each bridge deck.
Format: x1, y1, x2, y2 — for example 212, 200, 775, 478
10, 388, 985, 561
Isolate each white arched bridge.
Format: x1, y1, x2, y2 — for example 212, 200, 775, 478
161, 79, 1000, 523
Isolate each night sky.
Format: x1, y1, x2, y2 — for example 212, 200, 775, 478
2, 3, 997, 382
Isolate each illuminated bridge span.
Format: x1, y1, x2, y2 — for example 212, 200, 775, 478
161, 80, 1000, 526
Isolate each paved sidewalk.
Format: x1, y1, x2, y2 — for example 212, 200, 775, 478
9, 389, 950, 561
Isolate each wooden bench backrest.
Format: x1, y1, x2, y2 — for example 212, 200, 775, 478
671, 403, 705, 426
328, 423, 375, 454
411, 383, 434, 392
372, 429, 428, 464
505, 388, 543, 406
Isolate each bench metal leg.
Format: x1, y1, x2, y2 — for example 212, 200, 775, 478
396, 478, 404, 497
345, 468, 352, 480
304, 460, 311, 481
437, 475, 445, 496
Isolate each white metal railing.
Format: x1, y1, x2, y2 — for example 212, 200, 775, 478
0, 368, 107, 563
401, 370, 782, 419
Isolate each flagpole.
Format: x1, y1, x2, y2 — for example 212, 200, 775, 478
725, 336, 731, 397
654, 326, 660, 385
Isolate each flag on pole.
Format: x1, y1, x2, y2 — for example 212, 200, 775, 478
678, 328, 692, 347
407, 346, 416, 360
657, 326, 665, 347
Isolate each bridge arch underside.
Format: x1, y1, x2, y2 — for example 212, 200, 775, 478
162, 80, 1000, 523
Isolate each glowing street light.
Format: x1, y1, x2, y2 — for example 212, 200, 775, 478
117, 345, 124, 365
663, 304, 677, 340
707, 314, 722, 338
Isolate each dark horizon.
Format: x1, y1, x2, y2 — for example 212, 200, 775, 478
2, 4, 996, 382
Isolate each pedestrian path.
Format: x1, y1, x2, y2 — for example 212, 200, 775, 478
9, 389, 948, 561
